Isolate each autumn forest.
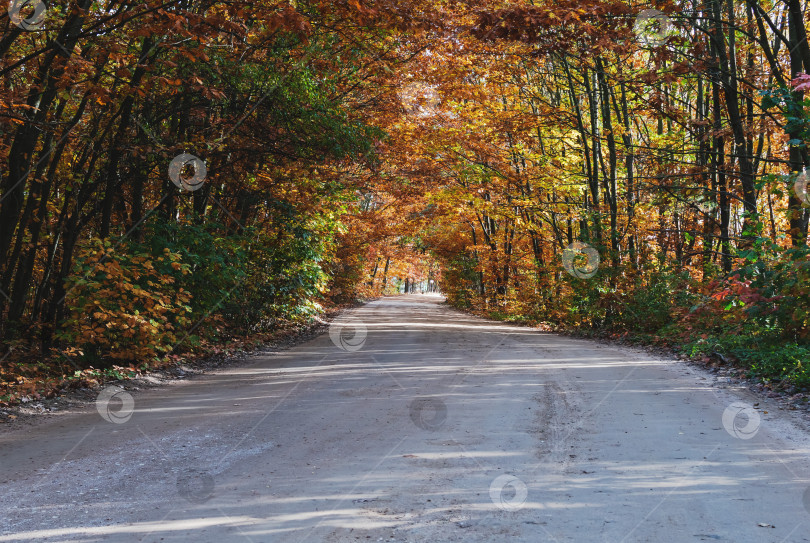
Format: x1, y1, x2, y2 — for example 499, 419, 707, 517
2, 0, 810, 401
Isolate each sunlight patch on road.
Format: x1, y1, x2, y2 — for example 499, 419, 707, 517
0, 516, 260, 541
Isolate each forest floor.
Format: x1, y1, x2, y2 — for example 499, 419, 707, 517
1, 295, 809, 541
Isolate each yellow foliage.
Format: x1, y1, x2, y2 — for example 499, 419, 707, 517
58, 239, 193, 363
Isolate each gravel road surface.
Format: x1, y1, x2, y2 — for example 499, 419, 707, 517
1, 295, 809, 542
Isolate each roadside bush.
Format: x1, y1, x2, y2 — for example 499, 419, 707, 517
443, 254, 480, 310
56, 207, 350, 364
59, 238, 192, 366
146, 214, 336, 336
685, 331, 810, 387
228, 225, 331, 333
742, 245, 810, 341
142, 221, 249, 322
619, 271, 697, 332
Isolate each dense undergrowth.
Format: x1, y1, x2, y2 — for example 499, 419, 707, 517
0, 215, 369, 405
445, 242, 810, 389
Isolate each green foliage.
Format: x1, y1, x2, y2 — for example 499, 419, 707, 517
558, 271, 688, 332
443, 254, 480, 309
226, 218, 333, 333
725, 241, 810, 341
200, 32, 382, 163
761, 85, 810, 146
58, 239, 193, 367
57, 208, 342, 364
685, 332, 810, 387
141, 221, 249, 321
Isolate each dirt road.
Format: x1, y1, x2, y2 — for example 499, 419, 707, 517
1, 295, 809, 542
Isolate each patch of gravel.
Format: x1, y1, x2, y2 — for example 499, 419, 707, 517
451, 300, 810, 432
0, 426, 278, 536
582, 334, 810, 430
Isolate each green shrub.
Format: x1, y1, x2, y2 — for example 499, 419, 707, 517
685, 332, 810, 387
58, 238, 193, 366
